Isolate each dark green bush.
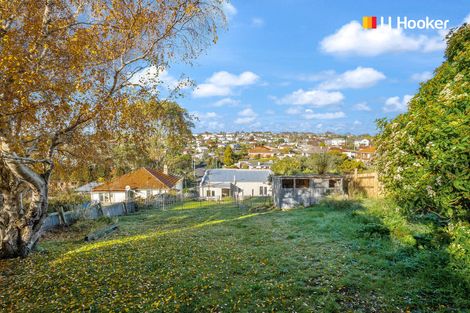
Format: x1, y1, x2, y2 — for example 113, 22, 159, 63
358, 223, 390, 237
376, 24, 470, 221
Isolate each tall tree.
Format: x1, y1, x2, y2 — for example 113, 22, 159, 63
0, 0, 225, 258
223, 145, 234, 166
303, 152, 343, 175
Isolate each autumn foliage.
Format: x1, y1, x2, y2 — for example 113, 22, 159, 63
0, 0, 225, 258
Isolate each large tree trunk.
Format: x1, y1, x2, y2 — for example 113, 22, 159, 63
0, 159, 49, 258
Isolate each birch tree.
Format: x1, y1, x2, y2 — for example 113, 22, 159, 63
0, 0, 225, 258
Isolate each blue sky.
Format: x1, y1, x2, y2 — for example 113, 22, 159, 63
138, 0, 470, 134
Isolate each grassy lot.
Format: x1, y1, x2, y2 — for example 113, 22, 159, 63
0, 199, 468, 312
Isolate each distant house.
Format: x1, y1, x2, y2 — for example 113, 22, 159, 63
235, 160, 273, 170
91, 167, 182, 204
356, 147, 376, 164
248, 146, 276, 159
325, 138, 346, 147
354, 138, 371, 149
272, 174, 344, 209
200, 169, 272, 200
299, 145, 326, 157
329, 147, 356, 159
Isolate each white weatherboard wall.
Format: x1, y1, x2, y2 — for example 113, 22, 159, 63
91, 183, 183, 204
199, 186, 224, 199
235, 182, 271, 197
91, 191, 126, 203
199, 182, 271, 199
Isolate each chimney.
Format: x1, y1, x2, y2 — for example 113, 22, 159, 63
163, 165, 168, 175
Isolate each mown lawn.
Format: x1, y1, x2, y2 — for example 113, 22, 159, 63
0, 199, 468, 312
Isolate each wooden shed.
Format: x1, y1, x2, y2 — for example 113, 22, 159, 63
272, 174, 344, 209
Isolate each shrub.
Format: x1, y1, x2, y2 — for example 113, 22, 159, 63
447, 222, 470, 286
358, 223, 390, 237
375, 24, 470, 221
320, 198, 362, 211
48, 191, 89, 213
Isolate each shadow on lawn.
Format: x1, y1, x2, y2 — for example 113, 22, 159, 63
319, 198, 469, 312
51, 201, 277, 265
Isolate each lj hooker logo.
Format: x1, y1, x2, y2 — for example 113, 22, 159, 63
362, 16, 449, 30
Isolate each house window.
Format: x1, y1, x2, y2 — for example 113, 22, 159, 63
282, 179, 294, 188
259, 186, 263, 195
212, 191, 215, 197
329, 180, 336, 188
296, 179, 310, 188
99, 193, 104, 202
264, 186, 267, 195
206, 190, 211, 197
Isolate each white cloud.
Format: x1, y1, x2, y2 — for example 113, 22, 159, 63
193, 111, 218, 120
207, 71, 259, 86
235, 108, 257, 124
383, 95, 413, 112
193, 71, 259, 97
207, 121, 225, 130
318, 67, 385, 90
411, 71, 433, 82
276, 89, 344, 107
286, 107, 301, 115
251, 17, 265, 27
223, 2, 237, 19
304, 109, 346, 120
129, 66, 189, 90
353, 102, 371, 111
212, 97, 240, 107
320, 21, 445, 56
464, 13, 470, 24
192, 111, 224, 131
235, 117, 257, 125
194, 84, 231, 97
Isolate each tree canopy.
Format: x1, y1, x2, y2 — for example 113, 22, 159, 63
0, 0, 225, 258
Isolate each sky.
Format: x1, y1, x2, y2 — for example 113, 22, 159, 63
134, 0, 470, 135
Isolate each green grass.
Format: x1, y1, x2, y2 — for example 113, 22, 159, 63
0, 199, 468, 312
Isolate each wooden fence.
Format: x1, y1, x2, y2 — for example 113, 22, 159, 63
345, 171, 382, 198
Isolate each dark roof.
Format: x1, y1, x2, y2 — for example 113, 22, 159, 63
201, 169, 272, 185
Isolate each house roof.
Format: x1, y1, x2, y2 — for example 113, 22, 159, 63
92, 167, 180, 192
75, 182, 101, 193
248, 146, 272, 153
201, 169, 272, 185
358, 147, 376, 153
329, 147, 346, 152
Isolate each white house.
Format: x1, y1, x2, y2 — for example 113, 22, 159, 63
354, 139, 371, 149
200, 169, 272, 200
325, 138, 346, 147
91, 167, 182, 204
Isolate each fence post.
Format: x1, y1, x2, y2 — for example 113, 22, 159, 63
57, 206, 67, 225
